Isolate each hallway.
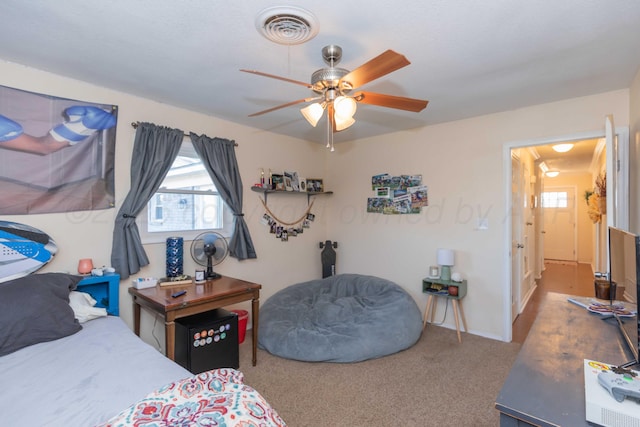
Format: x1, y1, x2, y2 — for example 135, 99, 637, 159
512, 261, 595, 343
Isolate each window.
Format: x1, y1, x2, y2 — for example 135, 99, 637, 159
138, 139, 233, 244
541, 191, 568, 208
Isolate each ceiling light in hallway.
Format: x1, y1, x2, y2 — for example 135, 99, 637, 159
552, 143, 574, 153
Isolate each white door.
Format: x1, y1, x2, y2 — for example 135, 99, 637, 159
542, 187, 576, 261
605, 114, 629, 230
523, 164, 534, 282
511, 154, 524, 321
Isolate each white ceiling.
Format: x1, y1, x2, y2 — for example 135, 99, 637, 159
1, 0, 640, 161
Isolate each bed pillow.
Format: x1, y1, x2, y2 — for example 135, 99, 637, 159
0, 273, 82, 356
69, 291, 108, 323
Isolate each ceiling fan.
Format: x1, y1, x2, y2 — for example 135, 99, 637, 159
240, 45, 428, 151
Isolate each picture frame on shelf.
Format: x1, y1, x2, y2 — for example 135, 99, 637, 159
306, 178, 324, 193
271, 174, 284, 191
284, 171, 300, 191
284, 175, 293, 191
299, 177, 307, 192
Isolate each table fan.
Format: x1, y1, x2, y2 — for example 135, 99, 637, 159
190, 231, 228, 280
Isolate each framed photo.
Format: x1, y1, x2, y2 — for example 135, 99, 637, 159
271, 174, 284, 191
284, 171, 300, 191
299, 177, 307, 192
284, 175, 293, 191
306, 178, 324, 193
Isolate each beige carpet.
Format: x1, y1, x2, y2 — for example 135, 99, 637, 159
238, 326, 521, 427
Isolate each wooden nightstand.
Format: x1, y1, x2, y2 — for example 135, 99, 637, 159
422, 277, 468, 342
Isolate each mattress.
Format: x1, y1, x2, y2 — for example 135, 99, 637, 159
0, 316, 191, 426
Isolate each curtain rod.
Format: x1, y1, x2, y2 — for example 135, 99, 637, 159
130, 122, 238, 146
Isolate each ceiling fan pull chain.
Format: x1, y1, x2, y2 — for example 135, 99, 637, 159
327, 103, 335, 152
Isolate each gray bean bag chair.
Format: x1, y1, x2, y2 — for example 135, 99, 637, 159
258, 274, 423, 362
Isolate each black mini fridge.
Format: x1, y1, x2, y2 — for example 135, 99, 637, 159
174, 308, 239, 374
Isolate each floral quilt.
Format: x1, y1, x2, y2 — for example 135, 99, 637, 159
98, 368, 286, 427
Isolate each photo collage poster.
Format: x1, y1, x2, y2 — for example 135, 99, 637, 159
367, 173, 428, 214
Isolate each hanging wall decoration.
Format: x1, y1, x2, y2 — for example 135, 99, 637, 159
367, 173, 428, 214
259, 199, 315, 242
253, 170, 331, 242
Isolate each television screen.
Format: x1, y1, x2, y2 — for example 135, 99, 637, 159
608, 226, 640, 366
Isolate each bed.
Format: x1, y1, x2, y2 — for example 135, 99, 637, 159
0, 273, 285, 426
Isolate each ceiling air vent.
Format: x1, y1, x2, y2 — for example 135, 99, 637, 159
255, 6, 319, 45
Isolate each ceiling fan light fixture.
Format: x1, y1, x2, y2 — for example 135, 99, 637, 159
242, 45, 428, 152
255, 6, 319, 45
335, 115, 355, 131
301, 102, 325, 127
552, 143, 574, 153
334, 96, 357, 119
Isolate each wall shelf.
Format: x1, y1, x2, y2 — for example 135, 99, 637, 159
251, 186, 332, 204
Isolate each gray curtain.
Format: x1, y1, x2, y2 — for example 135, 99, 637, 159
190, 132, 257, 260
111, 123, 184, 279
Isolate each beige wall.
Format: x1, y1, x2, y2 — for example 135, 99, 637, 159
326, 90, 628, 340
0, 58, 633, 345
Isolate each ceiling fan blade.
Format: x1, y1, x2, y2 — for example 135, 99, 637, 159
248, 97, 321, 117
240, 69, 312, 88
354, 91, 428, 112
340, 50, 411, 89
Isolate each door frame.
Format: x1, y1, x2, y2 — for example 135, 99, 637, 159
511, 153, 523, 322
502, 125, 629, 342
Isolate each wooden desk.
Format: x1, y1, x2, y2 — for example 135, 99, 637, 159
129, 276, 261, 366
495, 292, 636, 426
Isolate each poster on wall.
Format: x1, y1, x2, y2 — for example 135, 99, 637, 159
0, 85, 118, 215
368, 173, 427, 215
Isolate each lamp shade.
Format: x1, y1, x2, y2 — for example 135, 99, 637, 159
335, 115, 355, 131
334, 96, 357, 118
301, 103, 325, 127
436, 248, 455, 266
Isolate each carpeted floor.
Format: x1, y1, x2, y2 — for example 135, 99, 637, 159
238, 325, 521, 427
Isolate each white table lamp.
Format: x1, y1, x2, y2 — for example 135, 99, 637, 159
437, 248, 455, 281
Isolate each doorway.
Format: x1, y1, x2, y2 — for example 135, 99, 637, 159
503, 120, 629, 342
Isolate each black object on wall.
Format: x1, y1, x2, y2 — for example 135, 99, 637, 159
320, 240, 338, 278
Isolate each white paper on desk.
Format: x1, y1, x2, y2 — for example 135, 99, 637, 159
567, 296, 637, 317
